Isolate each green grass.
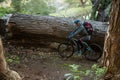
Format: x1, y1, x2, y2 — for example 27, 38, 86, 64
50, 6, 92, 17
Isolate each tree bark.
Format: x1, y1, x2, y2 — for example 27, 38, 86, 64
101, 0, 120, 79
0, 36, 21, 80
6, 14, 108, 47
0, 19, 6, 36
90, 0, 111, 22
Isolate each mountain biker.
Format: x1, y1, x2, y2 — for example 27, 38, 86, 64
68, 19, 93, 54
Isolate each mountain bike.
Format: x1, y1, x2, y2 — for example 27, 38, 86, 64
57, 38, 102, 61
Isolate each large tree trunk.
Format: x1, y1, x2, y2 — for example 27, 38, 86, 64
0, 36, 21, 80
101, 0, 120, 79
0, 19, 6, 37
90, 0, 111, 22
5, 14, 108, 47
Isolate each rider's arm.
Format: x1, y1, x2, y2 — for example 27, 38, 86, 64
68, 26, 83, 39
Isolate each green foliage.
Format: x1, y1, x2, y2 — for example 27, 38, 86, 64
50, 6, 92, 19
0, 0, 4, 3
64, 0, 80, 7
50, 0, 92, 19
21, 0, 53, 15
64, 0, 92, 8
0, 0, 56, 15
45, 0, 56, 13
64, 64, 107, 80
1, 0, 91, 17
64, 64, 81, 80
6, 53, 20, 64
91, 64, 107, 80
0, 7, 13, 17
11, 0, 22, 12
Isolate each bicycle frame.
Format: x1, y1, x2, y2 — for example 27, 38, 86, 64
69, 38, 87, 54
58, 38, 102, 60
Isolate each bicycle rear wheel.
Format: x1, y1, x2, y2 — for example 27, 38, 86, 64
84, 44, 102, 61
58, 42, 74, 58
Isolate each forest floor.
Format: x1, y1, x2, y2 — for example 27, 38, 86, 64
4, 43, 99, 80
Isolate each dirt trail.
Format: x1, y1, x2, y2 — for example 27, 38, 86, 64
11, 54, 95, 80
4, 45, 95, 80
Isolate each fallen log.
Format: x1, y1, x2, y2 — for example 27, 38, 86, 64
6, 14, 108, 47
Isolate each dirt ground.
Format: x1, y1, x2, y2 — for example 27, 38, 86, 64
4, 44, 96, 80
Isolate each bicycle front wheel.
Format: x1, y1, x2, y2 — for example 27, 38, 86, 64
58, 42, 74, 58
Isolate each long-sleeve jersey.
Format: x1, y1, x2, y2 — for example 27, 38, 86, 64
68, 24, 88, 39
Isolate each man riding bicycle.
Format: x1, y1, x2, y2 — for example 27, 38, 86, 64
68, 19, 94, 54
58, 20, 102, 60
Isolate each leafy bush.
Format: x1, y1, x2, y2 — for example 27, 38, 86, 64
0, 0, 4, 2
64, 64, 107, 80
0, 7, 14, 17
6, 53, 20, 64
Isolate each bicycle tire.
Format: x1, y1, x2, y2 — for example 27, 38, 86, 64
58, 42, 74, 58
84, 44, 102, 61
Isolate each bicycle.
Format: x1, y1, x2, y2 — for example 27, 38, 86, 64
57, 38, 102, 61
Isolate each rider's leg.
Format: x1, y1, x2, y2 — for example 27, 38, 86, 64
79, 35, 91, 50
74, 38, 85, 54
77, 39, 83, 50
75, 35, 91, 54
74, 39, 83, 54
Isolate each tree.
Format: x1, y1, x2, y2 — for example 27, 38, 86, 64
0, 1, 21, 79
0, 37, 21, 80
101, 0, 120, 79
90, 0, 111, 22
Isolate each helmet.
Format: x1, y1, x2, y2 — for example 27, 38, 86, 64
74, 19, 80, 24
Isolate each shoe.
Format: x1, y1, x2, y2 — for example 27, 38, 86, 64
86, 47, 91, 51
